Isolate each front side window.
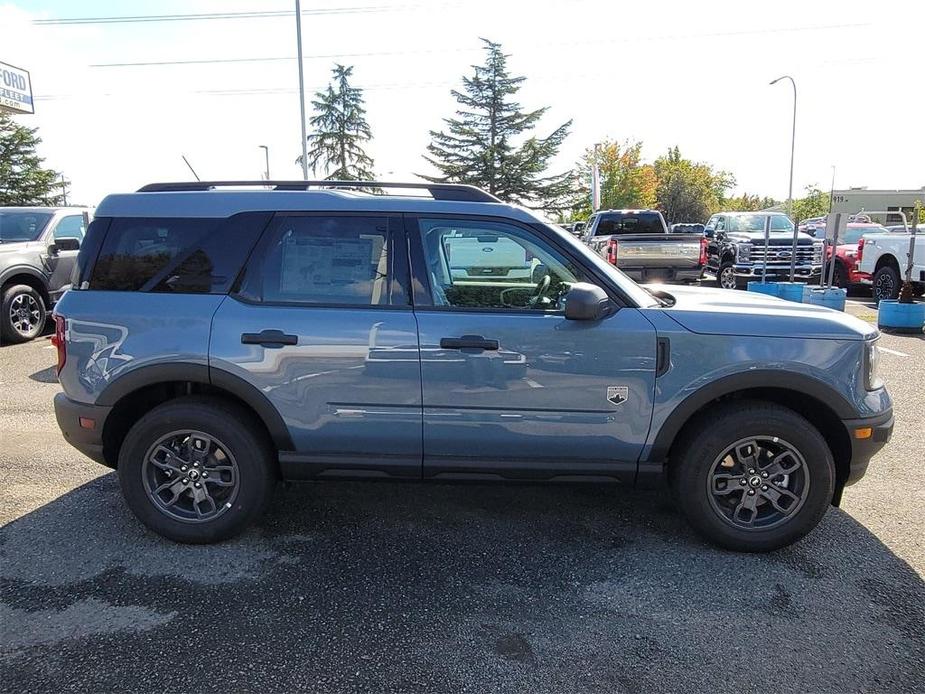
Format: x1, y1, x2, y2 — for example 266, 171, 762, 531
239, 215, 396, 306
53, 215, 86, 240
417, 218, 587, 311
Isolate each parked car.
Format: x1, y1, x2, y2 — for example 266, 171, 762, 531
0, 207, 90, 344
704, 212, 822, 289
581, 209, 705, 283
798, 216, 827, 237
671, 223, 705, 235
856, 227, 925, 301
53, 180, 892, 552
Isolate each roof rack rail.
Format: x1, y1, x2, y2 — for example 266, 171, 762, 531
136, 180, 502, 203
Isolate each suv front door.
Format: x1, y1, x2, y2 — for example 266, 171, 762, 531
408, 215, 657, 482
44, 213, 86, 300
209, 213, 422, 479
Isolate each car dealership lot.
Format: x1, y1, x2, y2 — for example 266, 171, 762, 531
1, 315, 923, 693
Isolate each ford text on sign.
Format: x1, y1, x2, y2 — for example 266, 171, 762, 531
0, 61, 34, 115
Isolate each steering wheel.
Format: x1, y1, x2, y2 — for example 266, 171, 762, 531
527, 274, 551, 308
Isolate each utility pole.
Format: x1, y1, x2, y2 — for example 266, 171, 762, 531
591, 142, 601, 212
295, 0, 309, 180
770, 75, 797, 280
259, 145, 270, 180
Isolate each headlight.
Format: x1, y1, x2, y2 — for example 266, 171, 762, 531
865, 338, 883, 390
737, 243, 752, 262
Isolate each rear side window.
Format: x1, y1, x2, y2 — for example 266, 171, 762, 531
237, 215, 405, 307
595, 213, 664, 235
89, 213, 269, 293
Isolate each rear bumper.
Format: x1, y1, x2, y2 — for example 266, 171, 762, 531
621, 267, 703, 283
841, 408, 893, 486
54, 392, 113, 467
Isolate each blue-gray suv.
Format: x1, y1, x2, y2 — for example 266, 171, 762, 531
52, 181, 893, 551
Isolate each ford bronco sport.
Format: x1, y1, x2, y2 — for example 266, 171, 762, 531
52, 181, 893, 551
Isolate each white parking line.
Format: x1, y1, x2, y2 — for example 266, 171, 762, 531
879, 346, 910, 357
524, 379, 545, 389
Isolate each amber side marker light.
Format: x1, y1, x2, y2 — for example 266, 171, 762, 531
854, 427, 873, 440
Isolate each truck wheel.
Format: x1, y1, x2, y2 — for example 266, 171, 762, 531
118, 396, 276, 544
671, 400, 834, 552
1, 284, 47, 344
872, 265, 901, 302
831, 262, 847, 289
716, 262, 739, 290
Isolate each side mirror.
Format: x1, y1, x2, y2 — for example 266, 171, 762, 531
564, 283, 611, 321
51, 237, 81, 252
703, 228, 715, 239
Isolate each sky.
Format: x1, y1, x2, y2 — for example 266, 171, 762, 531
3, 0, 924, 208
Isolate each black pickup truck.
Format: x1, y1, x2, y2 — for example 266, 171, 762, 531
704, 212, 823, 289
580, 209, 705, 283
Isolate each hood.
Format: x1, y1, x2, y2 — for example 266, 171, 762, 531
727, 230, 815, 245
0, 240, 33, 252
649, 284, 876, 340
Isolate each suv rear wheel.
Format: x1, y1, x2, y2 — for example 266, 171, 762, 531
1, 284, 46, 344
118, 396, 276, 543
671, 401, 834, 552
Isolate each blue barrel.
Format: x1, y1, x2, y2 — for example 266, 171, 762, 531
747, 281, 781, 297
806, 287, 847, 312
878, 299, 925, 333
777, 282, 806, 303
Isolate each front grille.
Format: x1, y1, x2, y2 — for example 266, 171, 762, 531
749, 245, 819, 264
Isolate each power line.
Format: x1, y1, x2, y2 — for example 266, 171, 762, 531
32, 3, 455, 25
84, 22, 869, 68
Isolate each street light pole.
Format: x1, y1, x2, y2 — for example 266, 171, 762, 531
591, 143, 602, 212
259, 145, 270, 180
294, 0, 309, 180
770, 75, 797, 281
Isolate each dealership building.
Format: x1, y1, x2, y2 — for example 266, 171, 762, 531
830, 187, 925, 226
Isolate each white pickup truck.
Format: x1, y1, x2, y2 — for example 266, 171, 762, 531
857, 229, 925, 301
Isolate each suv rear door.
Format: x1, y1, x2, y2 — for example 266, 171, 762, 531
209, 212, 422, 479
408, 214, 657, 482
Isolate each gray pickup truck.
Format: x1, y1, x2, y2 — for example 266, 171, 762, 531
0, 207, 89, 344
581, 209, 704, 283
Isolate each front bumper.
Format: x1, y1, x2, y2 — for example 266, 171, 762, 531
733, 263, 822, 280
841, 408, 893, 486
54, 392, 113, 467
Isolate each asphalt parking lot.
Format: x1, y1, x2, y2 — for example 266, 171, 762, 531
1, 299, 923, 693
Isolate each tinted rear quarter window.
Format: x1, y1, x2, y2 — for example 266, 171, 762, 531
89, 213, 270, 293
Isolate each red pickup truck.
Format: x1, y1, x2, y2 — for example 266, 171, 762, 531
815, 223, 890, 288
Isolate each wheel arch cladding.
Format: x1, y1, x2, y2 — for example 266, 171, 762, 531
650, 373, 853, 500
98, 363, 294, 468
1, 269, 50, 306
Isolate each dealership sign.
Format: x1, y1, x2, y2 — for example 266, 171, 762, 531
0, 61, 34, 114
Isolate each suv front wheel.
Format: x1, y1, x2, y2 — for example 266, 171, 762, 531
1, 284, 47, 344
118, 396, 276, 543
671, 400, 835, 552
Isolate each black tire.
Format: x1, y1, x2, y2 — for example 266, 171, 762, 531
118, 396, 276, 543
716, 261, 740, 290
872, 264, 901, 303
1, 284, 46, 344
831, 261, 847, 289
670, 400, 835, 552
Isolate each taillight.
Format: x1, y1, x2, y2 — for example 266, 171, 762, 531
606, 239, 619, 265
51, 314, 66, 374
857, 237, 865, 263
699, 236, 708, 266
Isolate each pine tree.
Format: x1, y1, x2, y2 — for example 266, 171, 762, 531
421, 39, 572, 208
298, 64, 375, 180
0, 114, 63, 206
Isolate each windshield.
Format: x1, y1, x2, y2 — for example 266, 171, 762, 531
542, 223, 660, 307
842, 226, 887, 244
726, 214, 794, 232
0, 211, 53, 243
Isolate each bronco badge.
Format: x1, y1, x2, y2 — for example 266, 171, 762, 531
607, 386, 628, 406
